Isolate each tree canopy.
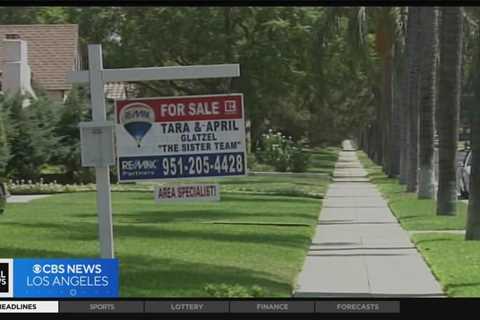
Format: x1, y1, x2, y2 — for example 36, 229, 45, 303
0, 6, 389, 147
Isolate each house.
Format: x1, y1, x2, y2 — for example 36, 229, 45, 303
0, 38, 36, 100
105, 82, 138, 101
0, 24, 81, 101
0, 24, 135, 104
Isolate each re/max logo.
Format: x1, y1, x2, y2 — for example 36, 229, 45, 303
121, 159, 158, 170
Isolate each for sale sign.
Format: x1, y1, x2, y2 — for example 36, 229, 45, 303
115, 94, 246, 182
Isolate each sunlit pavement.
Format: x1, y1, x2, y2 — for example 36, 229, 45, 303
294, 140, 444, 298
7, 195, 52, 203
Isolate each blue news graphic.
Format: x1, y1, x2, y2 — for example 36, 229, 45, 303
13, 259, 119, 298
119, 152, 246, 181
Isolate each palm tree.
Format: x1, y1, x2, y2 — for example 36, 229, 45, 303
398, 43, 409, 184
398, 7, 409, 185
406, 7, 422, 193
465, 7, 480, 238
375, 8, 396, 176
391, 40, 403, 179
349, 7, 403, 175
418, 7, 439, 199
437, 7, 463, 216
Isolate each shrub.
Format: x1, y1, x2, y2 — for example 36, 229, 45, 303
256, 130, 289, 172
246, 152, 274, 171
289, 144, 311, 172
7, 179, 96, 194
0, 96, 10, 175
246, 152, 257, 170
3, 93, 59, 180
256, 129, 310, 172
6, 179, 155, 195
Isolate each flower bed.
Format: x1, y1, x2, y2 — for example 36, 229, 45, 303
6, 179, 155, 195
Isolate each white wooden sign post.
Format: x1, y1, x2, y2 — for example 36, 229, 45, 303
67, 44, 240, 258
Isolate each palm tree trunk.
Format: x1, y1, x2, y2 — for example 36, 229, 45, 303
398, 8, 409, 185
384, 51, 394, 176
399, 49, 409, 184
391, 68, 401, 177
372, 86, 383, 164
418, 7, 438, 199
438, 7, 463, 216
406, 7, 421, 193
391, 40, 403, 178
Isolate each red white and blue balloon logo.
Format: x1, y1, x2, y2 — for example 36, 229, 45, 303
119, 102, 155, 148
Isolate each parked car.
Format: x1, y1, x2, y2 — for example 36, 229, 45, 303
459, 150, 472, 199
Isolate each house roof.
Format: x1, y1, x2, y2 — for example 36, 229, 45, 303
0, 24, 79, 91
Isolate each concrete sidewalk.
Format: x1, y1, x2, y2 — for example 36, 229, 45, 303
294, 140, 444, 297
7, 195, 52, 203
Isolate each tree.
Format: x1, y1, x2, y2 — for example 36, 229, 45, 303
374, 8, 396, 176
418, 7, 439, 199
0, 7, 394, 158
0, 96, 11, 176
53, 86, 93, 183
406, 7, 422, 193
391, 38, 403, 179
346, 7, 403, 169
397, 8, 409, 185
0, 7, 68, 24
4, 95, 59, 180
465, 7, 480, 238
0, 7, 43, 24
437, 7, 463, 215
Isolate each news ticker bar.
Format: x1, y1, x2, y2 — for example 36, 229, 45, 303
0, 300, 400, 314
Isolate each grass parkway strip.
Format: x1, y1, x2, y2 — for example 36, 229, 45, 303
357, 151, 480, 297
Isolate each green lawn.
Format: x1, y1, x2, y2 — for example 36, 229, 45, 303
248, 146, 338, 175
357, 151, 468, 231
412, 233, 480, 297
0, 147, 339, 297
306, 147, 339, 174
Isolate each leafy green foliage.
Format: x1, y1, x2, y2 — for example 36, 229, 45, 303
290, 145, 311, 172
0, 7, 402, 183
0, 7, 381, 149
256, 131, 291, 172
53, 86, 94, 183
256, 130, 310, 172
6, 180, 155, 195
1, 94, 59, 180
0, 97, 10, 176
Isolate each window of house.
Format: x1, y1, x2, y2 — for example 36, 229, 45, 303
5, 34, 20, 39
